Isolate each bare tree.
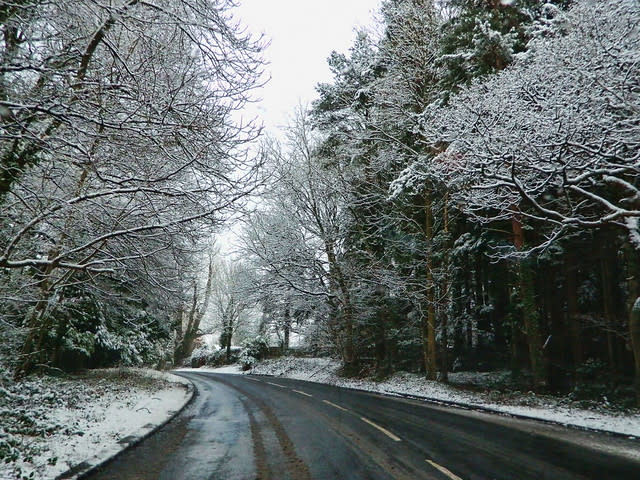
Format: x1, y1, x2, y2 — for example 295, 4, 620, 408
240, 107, 362, 364
174, 254, 215, 365
0, 0, 266, 376
211, 259, 254, 361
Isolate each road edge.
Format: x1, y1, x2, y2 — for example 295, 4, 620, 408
55, 372, 197, 480
247, 372, 639, 441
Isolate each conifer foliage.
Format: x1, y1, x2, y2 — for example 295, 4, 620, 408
245, 0, 640, 406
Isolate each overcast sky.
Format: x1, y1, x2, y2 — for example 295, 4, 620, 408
234, 0, 381, 133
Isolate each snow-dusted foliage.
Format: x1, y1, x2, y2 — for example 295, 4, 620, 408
247, 0, 638, 403
413, 0, 640, 252
0, 0, 265, 375
0, 367, 188, 479
1, 0, 264, 272
237, 335, 269, 370
438, 0, 571, 93
240, 109, 356, 358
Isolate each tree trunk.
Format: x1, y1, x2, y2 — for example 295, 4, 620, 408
174, 259, 215, 365
565, 252, 582, 378
224, 315, 234, 362
600, 258, 617, 373
631, 297, 640, 406
440, 289, 449, 383
325, 239, 355, 369
440, 195, 450, 383
283, 306, 291, 354
15, 254, 60, 378
510, 309, 521, 378
511, 206, 545, 390
173, 307, 185, 366
424, 193, 437, 380
519, 259, 545, 390
626, 244, 640, 406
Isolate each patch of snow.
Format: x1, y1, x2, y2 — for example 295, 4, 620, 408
0, 368, 191, 480
176, 364, 244, 374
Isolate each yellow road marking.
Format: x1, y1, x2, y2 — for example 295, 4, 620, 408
360, 416, 401, 442
426, 460, 464, 480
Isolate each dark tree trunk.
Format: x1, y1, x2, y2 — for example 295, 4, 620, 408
565, 251, 582, 379
511, 207, 546, 391
601, 257, 618, 374
424, 193, 437, 380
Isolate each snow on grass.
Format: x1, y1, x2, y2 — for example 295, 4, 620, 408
0, 368, 191, 480
249, 357, 339, 381
247, 357, 640, 438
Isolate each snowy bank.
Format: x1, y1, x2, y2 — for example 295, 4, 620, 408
241, 357, 640, 438
0, 368, 192, 480
175, 364, 244, 375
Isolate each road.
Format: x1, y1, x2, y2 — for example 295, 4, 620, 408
86, 372, 640, 480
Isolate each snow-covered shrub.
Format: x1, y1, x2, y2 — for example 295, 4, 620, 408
239, 336, 270, 371
416, 0, 640, 253
238, 350, 258, 371
204, 347, 241, 367
189, 342, 218, 368
92, 308, 172, 369
62, 327, 96, 358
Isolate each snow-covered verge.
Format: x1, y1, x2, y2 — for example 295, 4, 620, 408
175, 364, 244, 375
243, 357, 640, 438
0, 368, 192, 480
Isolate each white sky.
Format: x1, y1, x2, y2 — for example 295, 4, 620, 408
215, 1, 380, 259
234, 0, 381, 133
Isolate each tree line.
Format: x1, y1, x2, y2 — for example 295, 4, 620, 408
240, 0, 640, 406
0, 0, 265, 377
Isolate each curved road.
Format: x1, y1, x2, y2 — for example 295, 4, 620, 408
87, 372, 640, 480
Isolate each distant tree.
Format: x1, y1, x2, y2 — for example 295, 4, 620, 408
241, 107, 361, 365
174, 255, 215, 366
212, 260, 255, 362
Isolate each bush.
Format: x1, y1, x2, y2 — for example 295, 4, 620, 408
189, 342, 218, 368
239, 336, 269, 370
570, 358, 635, 408
205, 347, 241, 367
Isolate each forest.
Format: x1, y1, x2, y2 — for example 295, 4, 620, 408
1, 0, 639, 408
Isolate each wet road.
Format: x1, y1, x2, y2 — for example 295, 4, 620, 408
87, 372, 640, 480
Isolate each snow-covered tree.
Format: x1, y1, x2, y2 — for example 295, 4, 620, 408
241, 107, 362, 364
438, 0, 571, 95
211, 260, 255, 362
0, 0, 265, 376
400, 0, 640, 397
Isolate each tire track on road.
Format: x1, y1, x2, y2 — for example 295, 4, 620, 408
240, 397, 270, 480
213, 376, 313, 480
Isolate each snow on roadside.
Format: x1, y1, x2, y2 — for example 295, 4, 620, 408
245, 357, 640, 438
0, 368, 191, 480
175, 364, 244, 375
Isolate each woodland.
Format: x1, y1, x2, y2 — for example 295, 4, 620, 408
1, 0, 639, 408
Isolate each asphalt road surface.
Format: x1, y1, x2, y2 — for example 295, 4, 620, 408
86, 372, 640, 480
